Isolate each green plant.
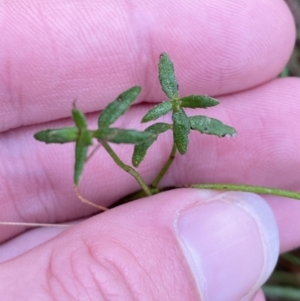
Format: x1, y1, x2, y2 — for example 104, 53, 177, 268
34, 52, 300, 210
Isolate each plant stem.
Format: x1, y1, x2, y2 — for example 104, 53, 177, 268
74, 185, 109, 211
187, 183, 300, 200
0, 221, 72, 228
151, 142, 177, 188
263, 285, 300, 300
110, 188, 159, 207
281, 253, 300, 267
101, 141, 152, 196
86, 144, 102, 163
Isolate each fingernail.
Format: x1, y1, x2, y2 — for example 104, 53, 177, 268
175, 192, 279, 301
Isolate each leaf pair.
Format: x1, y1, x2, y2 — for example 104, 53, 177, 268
34, 107, 93, 185
132, 53, 237, 167
132, 122, 172, 167
34, 87, 154, 186
72, 107, 93, 185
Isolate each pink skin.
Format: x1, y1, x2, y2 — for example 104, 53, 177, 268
0, 0, 298, 300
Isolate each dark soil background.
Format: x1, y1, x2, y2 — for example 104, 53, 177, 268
263, 1, 300, 300
282, 1, 300, 77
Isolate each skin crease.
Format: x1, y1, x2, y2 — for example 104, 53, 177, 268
0, 0, 299, 300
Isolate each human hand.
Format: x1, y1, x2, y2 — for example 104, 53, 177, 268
0, 1, 299, 300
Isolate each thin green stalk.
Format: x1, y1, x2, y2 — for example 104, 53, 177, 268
266, 270, 300, 287
151, 142, 177, 188
187, 183, 300, 200
101, 141, 152, 196
263, 285, 300, 301
111, 187, 160, 207
281, 253, 300, 267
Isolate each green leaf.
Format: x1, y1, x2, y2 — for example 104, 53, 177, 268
141, 101, 172, 123
74, 143, 88, 185
189, 116, 237, 137
93, 128, 155, 145
158, 53, 179, 99
72, 107, 88, 129
132, 123, 171, 167
98, 86, 141, 128
74, 129, 93, 185
180, 95, 219, 109
172, 109, 190, 155
79, 129, 93, 146
34, 127, 79, 144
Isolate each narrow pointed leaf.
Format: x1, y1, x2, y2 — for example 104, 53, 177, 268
132, 123, 171, 167
172, 109, 190, 155
74, 143, 88, 185
141, 101, 172, 123
72, 107, 88, 129
74, 129, 93, 185
189, 116, 237, 137
34, 127, 79, 144
159, 53, 178, 99
93, 128, 155, 145
98, 86, 141, 128
180, 95, 219, 109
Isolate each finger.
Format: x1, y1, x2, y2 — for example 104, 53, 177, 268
265, 196, 300, 253
0, 190, 279, 301
0, 226, 67, 263
1, 78, 300, 242
0, 0, 294, 131
253, 289, 266, 301
1, 200, 297, 263
0, 219, 85, 263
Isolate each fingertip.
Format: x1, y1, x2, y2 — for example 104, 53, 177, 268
175, 191, 279, 301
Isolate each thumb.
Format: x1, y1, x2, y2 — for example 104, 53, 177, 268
0, 189, 279, 301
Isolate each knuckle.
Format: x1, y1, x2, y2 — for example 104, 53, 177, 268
45, 239, 148, 301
